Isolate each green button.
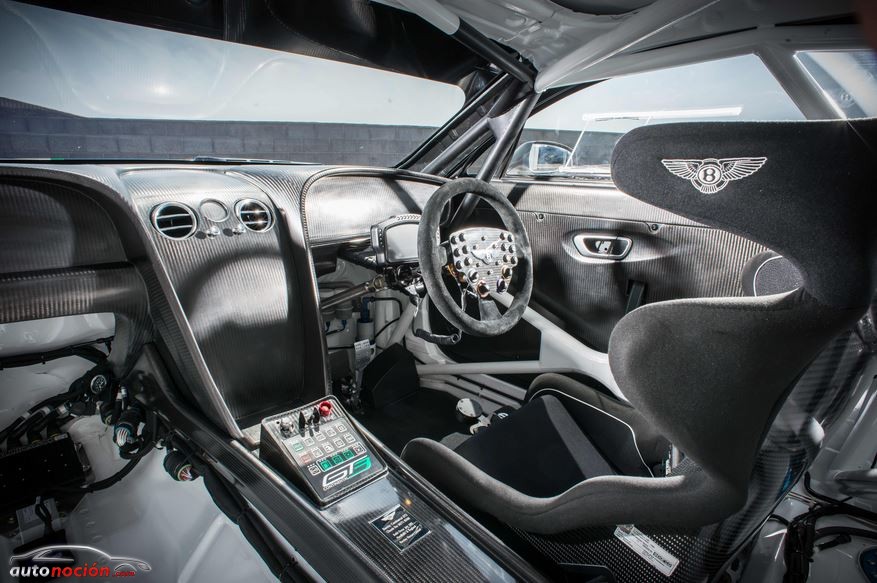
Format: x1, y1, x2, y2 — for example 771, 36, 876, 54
331, 454, 344, 465
341, 449, 354, 460
319, 459, 332, 471
292, 442, 304, 452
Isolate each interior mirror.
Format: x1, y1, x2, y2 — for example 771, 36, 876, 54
507, 141, 572, 176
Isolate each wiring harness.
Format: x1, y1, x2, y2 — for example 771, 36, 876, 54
782, 472, 877, 582
0, 336, 162, 494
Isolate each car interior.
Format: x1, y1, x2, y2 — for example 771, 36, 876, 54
1, 0, 877, 582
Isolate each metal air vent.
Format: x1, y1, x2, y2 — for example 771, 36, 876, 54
235, 199, 274, 232
151, 202, 197, 240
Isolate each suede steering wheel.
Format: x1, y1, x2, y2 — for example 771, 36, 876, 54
417, 178, 533, 337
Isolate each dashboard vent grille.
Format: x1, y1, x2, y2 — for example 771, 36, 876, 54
236, 199, 273, 232
151, 203, 197, 240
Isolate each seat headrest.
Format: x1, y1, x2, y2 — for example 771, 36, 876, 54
611, 119, 877, 309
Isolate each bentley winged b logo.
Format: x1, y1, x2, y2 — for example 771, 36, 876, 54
661, 157, 767, 194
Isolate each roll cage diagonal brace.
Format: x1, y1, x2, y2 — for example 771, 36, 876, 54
392, 0, 535, 86
446, 92, 538, 231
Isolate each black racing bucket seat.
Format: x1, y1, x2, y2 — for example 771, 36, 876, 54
403, 119, 877, 536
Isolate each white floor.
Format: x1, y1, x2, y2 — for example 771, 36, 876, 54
2, 421, 277, 583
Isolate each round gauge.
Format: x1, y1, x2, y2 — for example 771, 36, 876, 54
199, 199, 229, 222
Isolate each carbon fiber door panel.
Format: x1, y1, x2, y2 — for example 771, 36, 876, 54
521, 209, 767, 351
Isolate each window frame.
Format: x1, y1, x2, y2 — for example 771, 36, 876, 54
494, 25, 868, 184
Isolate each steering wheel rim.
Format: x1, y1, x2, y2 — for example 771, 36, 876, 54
418, 177, 533, 337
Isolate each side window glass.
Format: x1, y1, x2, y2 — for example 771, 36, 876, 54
796, 50, 877, 118
507, 54, 804, 180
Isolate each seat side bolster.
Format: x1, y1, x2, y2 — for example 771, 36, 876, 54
527, 373, 669, 470
401, 437, 743, 534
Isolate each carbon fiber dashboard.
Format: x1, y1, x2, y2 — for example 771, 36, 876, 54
120, 169, 310, 424
0, 164, 442, 433
302, 170, 441, 244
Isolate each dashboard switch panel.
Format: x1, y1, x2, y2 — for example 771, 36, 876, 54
260, 396, 386, 505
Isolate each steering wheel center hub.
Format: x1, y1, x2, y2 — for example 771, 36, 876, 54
449, 227, 517, 296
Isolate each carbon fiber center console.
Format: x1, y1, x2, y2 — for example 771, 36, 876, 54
260, 396, 386, 505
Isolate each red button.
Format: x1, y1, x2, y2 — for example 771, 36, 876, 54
318, 400, 333, 417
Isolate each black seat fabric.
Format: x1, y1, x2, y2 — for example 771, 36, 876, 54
526, 373, 669, 476
454, 395, 615, 497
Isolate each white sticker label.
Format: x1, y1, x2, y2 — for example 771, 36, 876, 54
614, 525, 680, 577
353, 339, 372, 369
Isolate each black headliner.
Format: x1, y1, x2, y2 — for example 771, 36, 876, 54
19, 0, 487, 85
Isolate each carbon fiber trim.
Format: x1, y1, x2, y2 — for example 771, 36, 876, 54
512, 331, 867, 582
498, 179, 702, 226
328, 474, 516, 582
120, 169, 310, 424
0, 264, 150, 374
0, 165, 247, 437
521, 209, 767, 351
303, 171, 442, 244
0, 179, 126, 274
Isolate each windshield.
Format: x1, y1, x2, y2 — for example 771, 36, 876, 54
0, 0, 465, 164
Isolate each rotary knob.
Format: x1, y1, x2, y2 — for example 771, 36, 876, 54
279, 416, 293, 435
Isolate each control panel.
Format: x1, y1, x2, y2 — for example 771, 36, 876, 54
260, 396, 386, 506
448, 227, 517, 297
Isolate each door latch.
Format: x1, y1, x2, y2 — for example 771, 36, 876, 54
573, 235, 632, 260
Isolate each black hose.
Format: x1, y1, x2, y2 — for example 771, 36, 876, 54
803, 472, 877, 523
814, 525, 877, 542
52, 408, 158, 494
783, 473, 877, 583
7, 410, 47, 445
0, 338, 112, 370
374, 317, 401, 341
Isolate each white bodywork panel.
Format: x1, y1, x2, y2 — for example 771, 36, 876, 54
376, 0, 858, 91
0, 314, 114, 430
0, 425, 279, 583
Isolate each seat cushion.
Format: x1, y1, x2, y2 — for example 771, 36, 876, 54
454, 395, 615, 497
